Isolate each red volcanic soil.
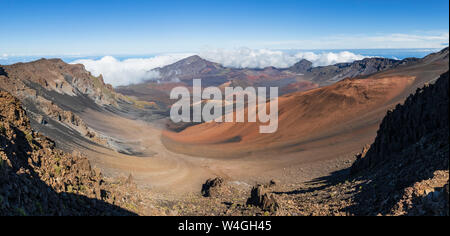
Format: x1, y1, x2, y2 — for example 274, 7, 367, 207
162, 53, 449, 160
280, 80, 319, 94
163, 75, 416, 159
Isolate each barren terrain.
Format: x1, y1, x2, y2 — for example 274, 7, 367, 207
1, 48, 448, 216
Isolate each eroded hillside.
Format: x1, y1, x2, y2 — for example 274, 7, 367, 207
0, 59, 163, 153
0, 91, 147, 215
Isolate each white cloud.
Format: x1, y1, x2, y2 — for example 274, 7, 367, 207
200, 48, 295, 68
71, 49, 369, 86
199, 48, 366, 68
0, 53, 8, 59
294, 51, 366, 66
71, 54, 193, 86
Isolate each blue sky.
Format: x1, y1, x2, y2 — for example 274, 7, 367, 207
1, 0, 449, 56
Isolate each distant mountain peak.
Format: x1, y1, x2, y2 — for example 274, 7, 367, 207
184, 55, 204, 62
289, 59, 313, 73
155, 55, 224, 80
175, 55, 219, 66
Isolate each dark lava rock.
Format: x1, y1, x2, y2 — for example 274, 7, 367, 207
445, 183, 449, 206
201, 177, 224, 197
351, 71, 449, 174
247, 185, 279, 213
269, 180, 277, 187
0, 67, 7, 77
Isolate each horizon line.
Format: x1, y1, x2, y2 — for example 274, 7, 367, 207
1, 47, 447, 58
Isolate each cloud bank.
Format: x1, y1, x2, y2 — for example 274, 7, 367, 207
71, 49, 368, 86
294, 51, 366, 66
199, 48, 366, 68
71, 54, 193, 86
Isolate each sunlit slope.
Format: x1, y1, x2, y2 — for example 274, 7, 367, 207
162, 50, 448, 158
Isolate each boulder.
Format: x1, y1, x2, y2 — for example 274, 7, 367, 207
247, 185, 279, 212
201, 177, 224, 197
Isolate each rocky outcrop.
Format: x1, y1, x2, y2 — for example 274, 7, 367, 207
351, 71, 449, 173
282, 71, 448, 216
0, 60, 110, 146
2, 59, 115, 106
345, 71, 449, 216
35, 97, 106, 144
246, 185, 279, 213
0, 67, 6, 77
0, 91, 139, 216
201, 177, 224, 197
391, 170, 448, 216
0, 59, 160, 149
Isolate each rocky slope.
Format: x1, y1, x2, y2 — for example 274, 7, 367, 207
271, 71, 449, 216
351, 71, 449, 174
313, 58, 417, 84
0, 91, 145, 215
347, 71, 449, 215
2, 59, 120, 106
0, 59, 162, 152
422, 47, 449, 63
167, 71, 449, 216
289, 56, 421, 86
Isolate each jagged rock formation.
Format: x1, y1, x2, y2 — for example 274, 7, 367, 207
201, 177, 224, 197
246, 185, 279, 213
0, 67, 6, 77
347, 71, 449, 215
264, 72, 449, 216
0, 91, 139, 216
351, 71, 449, 173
